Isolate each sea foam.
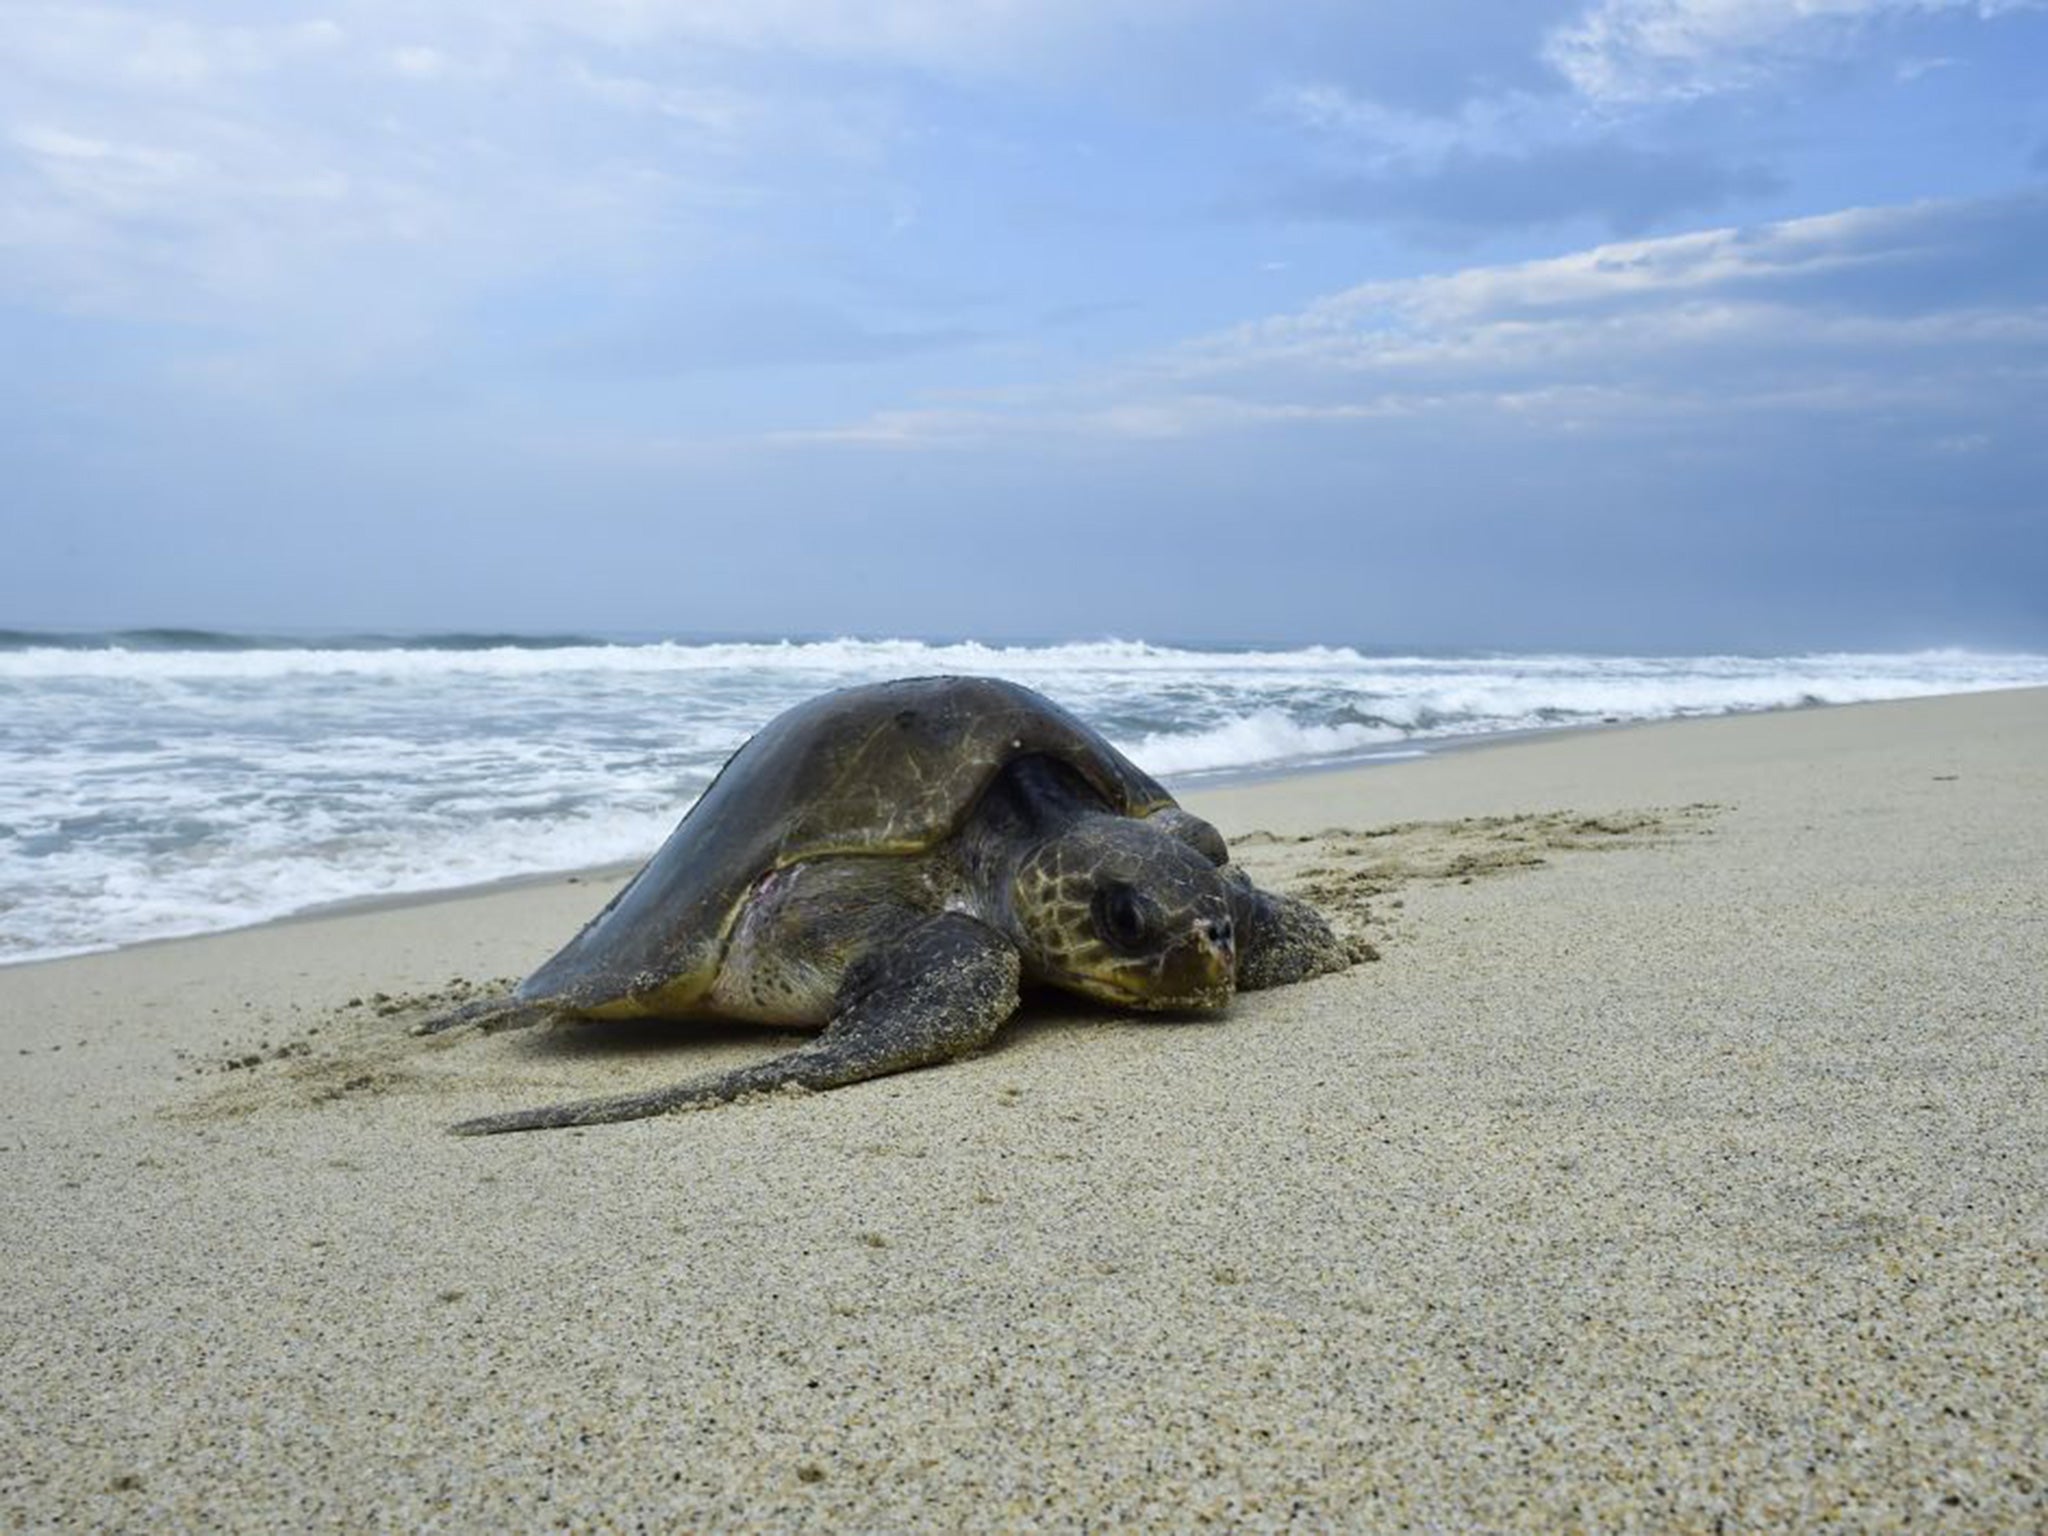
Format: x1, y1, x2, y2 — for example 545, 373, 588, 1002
3, 635, 2045, 963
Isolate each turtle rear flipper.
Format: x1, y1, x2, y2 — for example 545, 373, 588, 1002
448, 915, 1021, 1135
412, 991, 558, 1037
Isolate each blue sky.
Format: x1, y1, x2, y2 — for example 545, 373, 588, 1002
2, 0, 2045, 649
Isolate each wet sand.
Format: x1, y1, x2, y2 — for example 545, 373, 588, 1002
4, 688, 2045, 1527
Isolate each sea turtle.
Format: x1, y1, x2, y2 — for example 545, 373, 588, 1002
428, 676, 1348, 1134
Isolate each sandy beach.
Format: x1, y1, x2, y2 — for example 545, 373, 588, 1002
4, 686, 2044, 1528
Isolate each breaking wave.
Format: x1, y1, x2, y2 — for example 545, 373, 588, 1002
4, 632, 2044, 962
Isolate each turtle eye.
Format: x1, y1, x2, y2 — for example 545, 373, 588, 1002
1093, 883, 1152, 953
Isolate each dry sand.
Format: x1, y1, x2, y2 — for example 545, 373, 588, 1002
3, 688, 2045, 1529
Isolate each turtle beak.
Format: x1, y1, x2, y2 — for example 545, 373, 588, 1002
1159, 916, 1236, 1008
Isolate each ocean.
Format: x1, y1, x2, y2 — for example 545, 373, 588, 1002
4, 629, 2045, 966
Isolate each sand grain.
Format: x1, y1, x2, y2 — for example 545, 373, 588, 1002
3, 689, 2045, 1528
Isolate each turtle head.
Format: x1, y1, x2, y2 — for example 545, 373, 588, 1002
1011, 816, 1236, 1010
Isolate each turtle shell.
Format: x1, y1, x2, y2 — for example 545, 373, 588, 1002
515, 676, 1175, 1016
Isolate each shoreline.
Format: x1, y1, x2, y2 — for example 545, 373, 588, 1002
11, 683, 2044, 974
5, 682, 2045, 1525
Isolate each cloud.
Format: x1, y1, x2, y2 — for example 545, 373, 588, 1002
1265, 73, 1783, 240
1167, 192, 2048, 452
4, 0, 2043, 432
550, 299, 981, 375
1259, 1, 2041, 245
1, 107, 432, 319
0, 2, 864, 329
388, 46, 449, 80
1265, 139, 1782, 239
1273, 81, 1538, 166
497, 0, 1218, 81
1263, 192, 2048, 326
796, 190, 2048, 446
0, 5, 344, 92
566, 62, 766, 140
1546, 0, 2046, 104
1894, 53, 1960, 78
1232, 3, 1584, 117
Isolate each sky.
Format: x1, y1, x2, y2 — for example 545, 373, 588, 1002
2, 0, 2045, 651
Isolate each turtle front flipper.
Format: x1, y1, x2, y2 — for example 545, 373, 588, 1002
448, 915, 1021, 1135
1224, 868, 1349, 991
